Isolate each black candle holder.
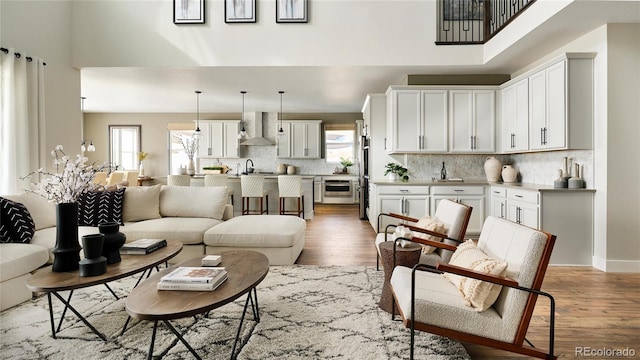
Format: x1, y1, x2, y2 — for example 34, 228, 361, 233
79, 234, 107, 277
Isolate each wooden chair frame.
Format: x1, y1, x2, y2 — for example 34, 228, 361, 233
375, 204, 472, 270
391, 230, 557, 360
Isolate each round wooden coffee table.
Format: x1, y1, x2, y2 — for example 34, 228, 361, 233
26, 242, 183, 341
125, 250, 269, 360
378, 240, 422, 314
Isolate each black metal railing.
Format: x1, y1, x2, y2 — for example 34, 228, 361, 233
436, 0, 535, 44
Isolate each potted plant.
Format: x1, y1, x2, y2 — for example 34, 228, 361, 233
384, 162, 409, 181
340, 157, 353, 173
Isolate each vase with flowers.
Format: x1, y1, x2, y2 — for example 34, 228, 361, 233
23, 145, 109, 272
137, 151, 148, 177
175, 135, 199, 175
384, 162, 409, 182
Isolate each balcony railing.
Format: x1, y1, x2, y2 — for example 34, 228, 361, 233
436, 0, 536, 44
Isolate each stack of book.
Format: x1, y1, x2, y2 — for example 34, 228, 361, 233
157, 266, 228, 291
120, 238, 167, 255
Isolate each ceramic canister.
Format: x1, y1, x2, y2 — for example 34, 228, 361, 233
484, 156, 502, 182
501, 165, 518, 183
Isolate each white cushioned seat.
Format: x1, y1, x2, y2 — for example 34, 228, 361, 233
122, 217, 224, 245
0, 243, 50, 311
204, 215, 305, 265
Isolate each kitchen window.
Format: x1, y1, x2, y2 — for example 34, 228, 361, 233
325, 126, 355, 164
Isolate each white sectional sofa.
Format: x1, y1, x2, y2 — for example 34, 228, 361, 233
0, 184, 306, 311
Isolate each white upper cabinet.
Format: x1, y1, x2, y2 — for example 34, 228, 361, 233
198, 120, 240, 158
527, 55, 594, 151
449, 89, 495, 153
277, 120, 321, 159
501, 78, 529, 152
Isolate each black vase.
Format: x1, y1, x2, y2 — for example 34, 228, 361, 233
98, 222, 126, 264
52, 203, 82, 272
79, 234, 107, 277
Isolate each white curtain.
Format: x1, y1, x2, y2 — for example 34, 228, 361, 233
0, 48, 46, 195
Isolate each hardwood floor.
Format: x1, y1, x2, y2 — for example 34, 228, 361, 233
298, 204, 640, 359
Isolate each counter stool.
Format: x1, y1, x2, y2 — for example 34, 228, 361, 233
278, 175, 304, 218
204, 174, 234, 205
241, 175, 268, 215
167, 175, 191, 186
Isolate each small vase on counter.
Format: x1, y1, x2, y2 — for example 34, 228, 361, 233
501, 164, 518, 183
484, 156, 502, 182
568, 163, 585, 189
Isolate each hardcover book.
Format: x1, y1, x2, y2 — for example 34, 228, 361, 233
157, 272, 228, 291
160, 266, 227, 284
120, 238, 167, 255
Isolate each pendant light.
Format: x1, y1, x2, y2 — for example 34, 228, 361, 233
80, 97, 96, 152
278, 91, 285, 136
237, 91, 248, 140
193, 90, 202, 138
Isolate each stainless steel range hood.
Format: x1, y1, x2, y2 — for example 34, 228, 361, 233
240, 111, 274, 146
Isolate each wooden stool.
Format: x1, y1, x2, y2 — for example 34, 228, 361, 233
277, 175, 304, 218
241, 175, 268, 215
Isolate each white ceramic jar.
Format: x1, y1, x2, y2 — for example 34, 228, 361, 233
484, 156, 502, 182
501, 165, 518, 183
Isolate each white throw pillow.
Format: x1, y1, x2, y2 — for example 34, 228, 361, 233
123, 184, 162, 222
413, 216, 448, 254
443, 239, 508, 312
160, 186, 227, 220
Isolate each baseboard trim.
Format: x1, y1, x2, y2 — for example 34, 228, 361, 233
593, 256, 640, 272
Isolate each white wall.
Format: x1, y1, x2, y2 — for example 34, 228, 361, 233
1, 0, 80, 168
70, 0, 482, 68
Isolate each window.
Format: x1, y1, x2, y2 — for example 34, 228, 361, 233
168, 130, 195, 173
109, 125, 141, 170
325, 127, 355, 164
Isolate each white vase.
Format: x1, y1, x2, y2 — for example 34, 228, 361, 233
187, 159, 195, 175
138, 162, 144, 177
501, 165, 518, 183
484, 156, 502, 182
387, 173, 397, 181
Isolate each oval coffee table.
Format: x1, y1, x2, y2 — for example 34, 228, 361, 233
26, 242, 183, 341
125, 250, 269, 360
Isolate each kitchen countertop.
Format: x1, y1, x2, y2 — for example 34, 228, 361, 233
371, 179, 595, 192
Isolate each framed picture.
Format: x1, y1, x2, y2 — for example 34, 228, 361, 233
225, 0, 256, 23
443, 0, 484, 21
276, 0, 308, 23
174, 0, 205, 24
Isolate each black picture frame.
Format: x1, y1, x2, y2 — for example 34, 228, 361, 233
174, 0, 205, 24
443, 0, 484, 21
276, 0, 308, 23
225, 0, 257, 23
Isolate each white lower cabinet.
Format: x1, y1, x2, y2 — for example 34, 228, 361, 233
490, 185, 594, 265
373, 185, 429, 231
430, 186, 485, 237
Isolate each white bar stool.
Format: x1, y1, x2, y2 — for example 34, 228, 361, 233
204, 174, 234, 205
167, 175, 191, 186
241, 175, 269, 215
278, 175, 304, 218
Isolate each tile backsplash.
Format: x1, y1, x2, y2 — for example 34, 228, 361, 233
406, 150, 593, 187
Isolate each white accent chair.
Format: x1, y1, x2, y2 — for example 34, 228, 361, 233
122, 171, 139, 186
92, 172, 108, 186
106, 171, 125, 186
167, 175, 191, 187
375, 199, 472, 270
277, 175, 304, 218
390, 216, 557, 359
241, 175, 268, 215
204, 174, 234, 205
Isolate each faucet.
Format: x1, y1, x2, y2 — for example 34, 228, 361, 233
245, 159, 254, 174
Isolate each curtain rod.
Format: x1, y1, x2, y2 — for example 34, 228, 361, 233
1, 47, 47, 66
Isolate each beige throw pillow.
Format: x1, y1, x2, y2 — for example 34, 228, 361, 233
413, 216, 448, 254
160, 186, 227, 220
443, 239, 508, 312
123, 184, 162, 222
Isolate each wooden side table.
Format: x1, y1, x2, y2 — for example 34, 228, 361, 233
378, 240, 422, 314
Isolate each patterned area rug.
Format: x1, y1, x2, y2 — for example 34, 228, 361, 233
0, 266, 470, 359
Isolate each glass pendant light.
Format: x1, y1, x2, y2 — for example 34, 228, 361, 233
237, 91, 248, 140
193, 90, 202, 138
278, 91, 285, 136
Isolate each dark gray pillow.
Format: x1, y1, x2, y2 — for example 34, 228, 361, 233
0, 197, 36, 243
